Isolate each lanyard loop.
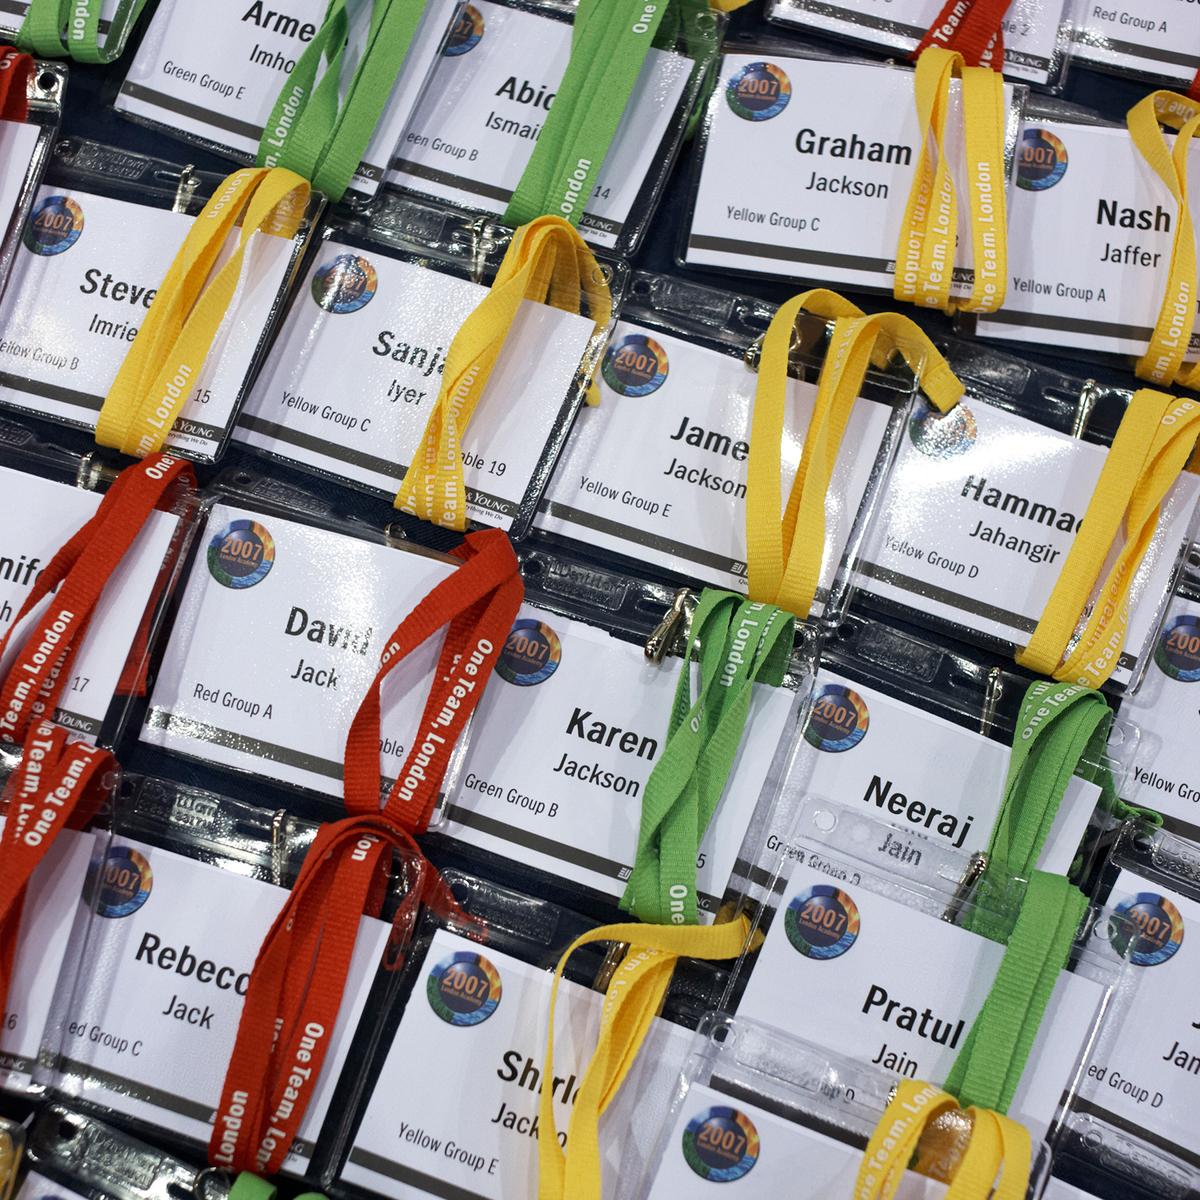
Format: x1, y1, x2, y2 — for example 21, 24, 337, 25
503, 0, 676, 229
1017, 389, 1200, 686
536, 917, 751, 1200
619, 590, 792, 925
394, 215, 611, 532
896, 47, 1008, 315
0, 47, 33, 120
1125, 91, 1200, 390
95, 167, 310, 459
912, 0, 1010, 70
17, 0, 146, 63
746, 289, 963, 618
212, 529, 523, 1173
257, 0, 427, 202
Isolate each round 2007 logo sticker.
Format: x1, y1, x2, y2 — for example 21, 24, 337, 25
311, 252, 378, 314
24, 195, 84, 255
1111, 892, 1184, 967
726, 61, 791, 121
682, 1106, 760, 1182
87, 846, 153, 918
444, 4, 484, 55
602, 334, 669, 396
1016, 128, 1069, 192
803, 684, 869, 753
785, 885, 860, 960
1156, 613, 1200, 682
427, 952, 503, 1025
908, 400, 978, 459
496, 619, 561, 686
207, 519, 276, 589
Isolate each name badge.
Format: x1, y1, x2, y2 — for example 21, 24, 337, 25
683, 53, 1018, 294
0, 186, 300, 461
1, 827, 94, 1092
116, 0, 452, 200
854, 397, 1200, 681
535, 319, 895, 599
0, 115, 43, 248
975, 119, 1200, 360
0, 466, 179, 742
54, 835, 388, 1171
1074, 5, 1200, 85
143, 500, 460, 798
339, 927, 690, 1199
786, 668, 1099, 868
645, 1081, 948, 1197
238, 232, 598, 529
386, 0, 694, 250
737, 867, 1103, 1138
1081, 868, 1199, 1167
443, 607, 796, 915
766, 0, 1070, 86
1118, 596, 1200, 842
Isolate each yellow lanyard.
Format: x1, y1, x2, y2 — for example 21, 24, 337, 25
95, 167, 309, 458
1018, 388, 1200, 685
1126, 91, 1200, 390
394, 215, 611, 532
855, 1081, 1031, 1200
536, 917, 750, 1200
895, 47, 1008, 315
746, 289, 964, 618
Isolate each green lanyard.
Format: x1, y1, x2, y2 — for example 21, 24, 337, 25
620, 590, 793, 926
229, 1173, 330, 1200
504, 0, 707, 230
257, 0, 426, 202
17, 0, 147, 63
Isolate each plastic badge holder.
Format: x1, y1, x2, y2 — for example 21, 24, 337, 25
138, 466, 478, 810
421, 540, 818, 921
321, 868, 731, 1199
635, 1014, 1054, 1199
677, 40, 1025, 295
21, 1104, 231, 1200
0, 61, 63, 303
533, 269, 918, 612
114, 0, 456, 208
0, 414, 199, 748
46, 773, 425, 1177
0, 137, 323, 463
384, 0, 724, 256
764, 0, 1077, 91
1071, 6, 1200, 89
237, 193, 624, 541
845, 339, 1200, 694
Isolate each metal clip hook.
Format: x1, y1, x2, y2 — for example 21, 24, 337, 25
941, 852, 988, 924
645, 588, 695, 662
979, 667, 1004, 738
173, 165, 199, 215
469, 215, 496, 284
1071, 380, 1100, 440
270, 808, 288, 886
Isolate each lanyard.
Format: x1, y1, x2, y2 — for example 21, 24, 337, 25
17, 0, 145, 63
912, 0, 1010, 70
394, 215, 610, 532
536, 917, 751, 1200
0, 47, 32, 120
257, 0, 426, 203
503, 0, 682, 229
895, 47, 1008, 315
746, 289, 963, 618
95, 167, 310, 459
211, 529, 524, 1174
1125, 91, 1200, 391
855, 1079, 1030, 1200
620, 591, 792, 925
1017, 389, 1200, 686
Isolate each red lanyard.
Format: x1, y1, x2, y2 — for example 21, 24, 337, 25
913, 0, 1011, 70
0, 454, 194, 1018
210, 527, 524, 1174
0, 48, 34, 122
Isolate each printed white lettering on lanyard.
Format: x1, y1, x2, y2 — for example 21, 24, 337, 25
535, 320, 892, 599
0, 188, 294, 460
238, 244, 595, 528
341, 928, 691, 1200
